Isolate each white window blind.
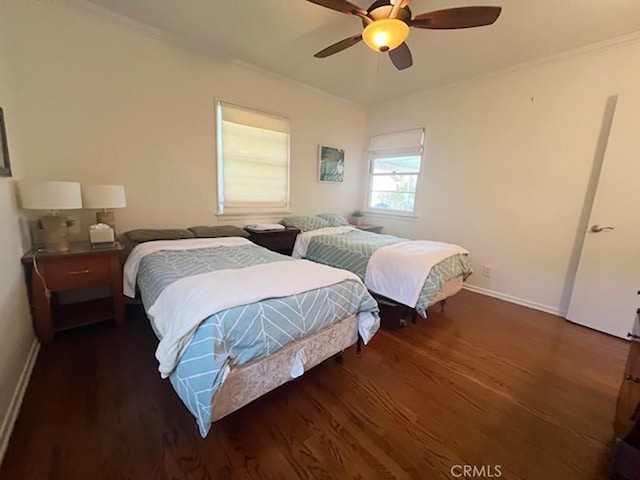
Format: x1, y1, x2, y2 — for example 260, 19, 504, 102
367, 128, 425, 215
216, 101, 290, 215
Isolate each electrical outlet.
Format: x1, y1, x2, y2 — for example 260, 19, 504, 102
482, 265, 493, 278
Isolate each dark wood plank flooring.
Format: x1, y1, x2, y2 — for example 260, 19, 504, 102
0, 290, 629, 479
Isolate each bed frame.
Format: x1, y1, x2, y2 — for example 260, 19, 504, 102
374, 275, 464, 327
211, 314, 358, 421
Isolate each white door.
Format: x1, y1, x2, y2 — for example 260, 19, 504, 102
566, 89, 640, 338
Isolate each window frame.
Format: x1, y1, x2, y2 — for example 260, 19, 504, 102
365, 128, 425, 218
215, 100, 291, 217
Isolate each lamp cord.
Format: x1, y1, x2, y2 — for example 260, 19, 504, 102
32, 249, 51, 300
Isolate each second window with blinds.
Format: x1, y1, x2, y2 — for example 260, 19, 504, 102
216, 101, 290, 215
366, 127, 425, 216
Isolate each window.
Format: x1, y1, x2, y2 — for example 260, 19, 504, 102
366, 128, 425, 215
216, 101, 290, 215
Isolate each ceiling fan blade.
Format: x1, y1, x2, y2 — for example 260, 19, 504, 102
388, 42, 412, 70
314, 34, 363, 58
410, 6, 502, 29
305, 0, 368, 16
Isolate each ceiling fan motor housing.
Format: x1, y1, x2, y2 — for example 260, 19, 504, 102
364, 0, 412, 25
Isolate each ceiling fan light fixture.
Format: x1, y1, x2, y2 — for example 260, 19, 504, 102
362, 18, 409, 53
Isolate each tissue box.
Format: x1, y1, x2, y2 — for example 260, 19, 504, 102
89, 226, 114, 245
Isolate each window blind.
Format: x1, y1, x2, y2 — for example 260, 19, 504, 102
368, 128, 424, 156
217, 102, 290, 215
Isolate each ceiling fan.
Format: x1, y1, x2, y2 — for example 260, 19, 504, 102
306, 0, 502, 70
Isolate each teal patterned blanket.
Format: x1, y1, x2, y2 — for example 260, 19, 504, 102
301, 230, 471, 316
136, 244, 379, 436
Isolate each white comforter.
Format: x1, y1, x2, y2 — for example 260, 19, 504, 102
365, 240, 469, 307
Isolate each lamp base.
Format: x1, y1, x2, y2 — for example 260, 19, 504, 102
96, 210, 115, 230
41, 215, 70, 253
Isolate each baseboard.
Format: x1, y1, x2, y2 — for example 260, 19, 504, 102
0, 339, 40, 464
462, 284, 566, 317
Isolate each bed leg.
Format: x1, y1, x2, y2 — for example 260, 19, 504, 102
335, 350, 344, 364
440, 299, 447, 313
411, 311, 417, 324
356, 335, 362, 355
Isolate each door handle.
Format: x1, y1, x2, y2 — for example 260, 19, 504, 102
590, 225, 615, 233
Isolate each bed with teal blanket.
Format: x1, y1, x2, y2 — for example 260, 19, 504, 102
293, 228, 472, 317
128, 239, 379, 437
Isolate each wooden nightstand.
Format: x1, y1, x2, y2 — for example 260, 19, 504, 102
355, 224, 383, 234
244, 227, 300, 255
21, 243, 125, 343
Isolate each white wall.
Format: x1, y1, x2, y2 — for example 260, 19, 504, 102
366, 40, 640, 314
0, 16, 37, 459
0, 1, 366, 233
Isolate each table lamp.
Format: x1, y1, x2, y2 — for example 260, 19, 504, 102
81, 185, 126, 231
18, 180, 83, 253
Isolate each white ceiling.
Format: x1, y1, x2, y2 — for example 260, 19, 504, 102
83, 0, 640, 105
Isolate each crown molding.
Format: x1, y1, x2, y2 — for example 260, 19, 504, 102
377, 30, 640, 106
55, 1, 640, 110
64, 0, 365, 111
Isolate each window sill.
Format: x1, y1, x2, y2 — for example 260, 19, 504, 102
363, 210, 418, 221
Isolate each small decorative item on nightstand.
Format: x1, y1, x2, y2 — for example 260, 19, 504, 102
82, 184, 127, 232
89, 223, 115, 249
349, 209, 365, 226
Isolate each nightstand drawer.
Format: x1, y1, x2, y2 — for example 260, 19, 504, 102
44, 256, 111, 290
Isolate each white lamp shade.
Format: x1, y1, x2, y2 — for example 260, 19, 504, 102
18, 180, 83, 210
82, 185, 127, 209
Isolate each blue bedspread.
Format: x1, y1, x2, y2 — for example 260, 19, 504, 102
136, 244, 379, 436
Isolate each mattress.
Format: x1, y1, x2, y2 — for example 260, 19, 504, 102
135, 242, 379, 436
299, 229, 472, 317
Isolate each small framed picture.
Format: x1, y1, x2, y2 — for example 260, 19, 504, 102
318, 145, 344, 183
0, 107, 11, 178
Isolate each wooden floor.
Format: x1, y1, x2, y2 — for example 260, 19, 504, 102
0, 290, 629, 480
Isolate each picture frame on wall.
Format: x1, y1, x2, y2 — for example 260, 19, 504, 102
0, 107, 12, 178
318, 145, 344, 183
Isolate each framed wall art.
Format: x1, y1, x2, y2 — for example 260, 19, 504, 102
318, 145, 344, 183
0, 107, 12, 177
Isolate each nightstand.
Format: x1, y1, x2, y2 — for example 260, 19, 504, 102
21, 242, 125, 343
355, 224, 383, 234
244, 227, 300, 255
